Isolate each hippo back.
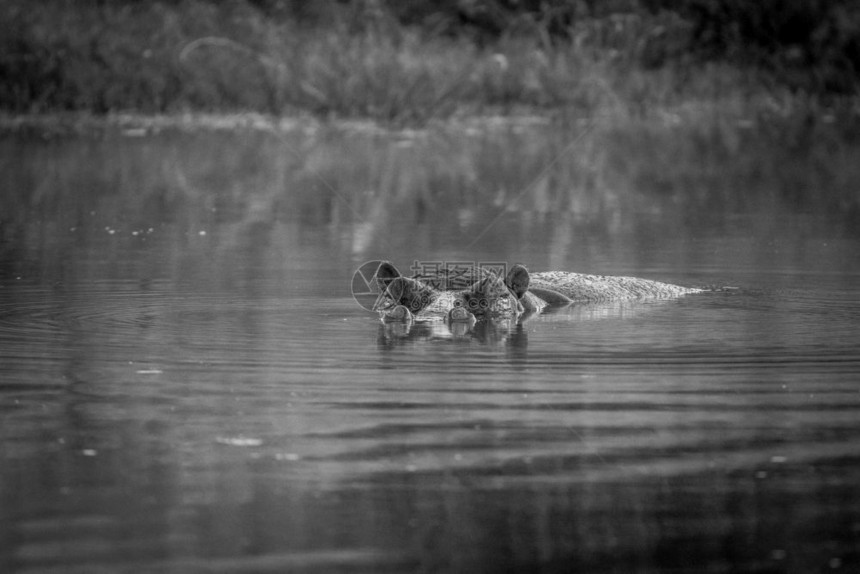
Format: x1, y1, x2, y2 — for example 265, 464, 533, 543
530, 271, 702, 303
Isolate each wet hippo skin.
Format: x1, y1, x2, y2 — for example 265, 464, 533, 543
372, 261, 702, 323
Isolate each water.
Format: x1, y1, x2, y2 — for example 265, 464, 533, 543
1, 122, 860, 573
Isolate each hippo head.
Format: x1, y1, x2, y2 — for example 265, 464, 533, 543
371, 261, 531, 324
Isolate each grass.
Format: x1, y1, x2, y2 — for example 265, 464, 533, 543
2, 0, 855, 125
2, 0, 597, 121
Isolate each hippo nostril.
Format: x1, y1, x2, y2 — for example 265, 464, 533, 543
451, 307, 468, 320
372, 296, 392, 312
448, 307, 475, 323
388, 305, 412, 322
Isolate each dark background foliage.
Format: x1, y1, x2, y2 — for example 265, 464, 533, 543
0, 0, 857, 117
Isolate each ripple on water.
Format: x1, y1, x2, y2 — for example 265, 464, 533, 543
0, 283, 300, 347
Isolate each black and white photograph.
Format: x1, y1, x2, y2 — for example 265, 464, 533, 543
1, 1, 859, 572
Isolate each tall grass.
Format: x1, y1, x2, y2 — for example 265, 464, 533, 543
1, 0, 618, 121
5, 0, 855, 125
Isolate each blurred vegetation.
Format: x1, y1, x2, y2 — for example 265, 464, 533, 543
643, 0, 860, 93
1, 0, 858, 122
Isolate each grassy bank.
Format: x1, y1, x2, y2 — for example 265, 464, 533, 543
0, 0, 633, 121
2, 0, 858, 126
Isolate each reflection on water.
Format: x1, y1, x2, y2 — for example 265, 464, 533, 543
1, 123, 860, 573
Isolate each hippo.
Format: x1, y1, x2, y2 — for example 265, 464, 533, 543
372, 261, 702, 324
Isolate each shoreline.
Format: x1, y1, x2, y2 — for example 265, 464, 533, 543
0, 111, 317, 137
3, 96, 859, 140
0, 110, 563, 138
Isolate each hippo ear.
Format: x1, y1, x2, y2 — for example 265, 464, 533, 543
376, 276, 436, 313
375, 261, 401, 290
505, 264, 530, 299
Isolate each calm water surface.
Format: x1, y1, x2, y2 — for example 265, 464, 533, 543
1, 123, 860, 573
